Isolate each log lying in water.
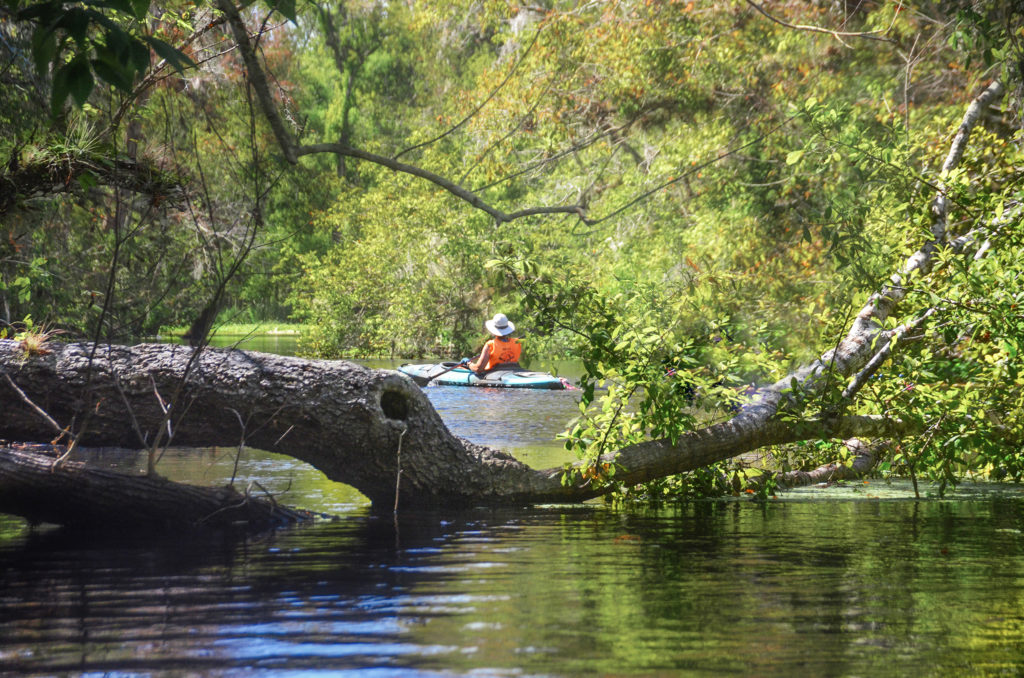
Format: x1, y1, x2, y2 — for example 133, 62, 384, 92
0, 443, 316, 530
0, 337, 905, 531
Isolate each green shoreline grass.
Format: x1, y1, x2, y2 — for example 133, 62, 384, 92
158, 322, 305, 337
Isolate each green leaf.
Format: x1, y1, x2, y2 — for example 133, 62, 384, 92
50, 60, 72, 114
129, 37, 151, 72
143, 36, 196, 71
91, 58, 134, 91
57, 7, 90, 44
77, 170, 98, 190
104, 25, 131, 59
785, 150, 804, 165
30, 26, 57, 76
272, 0, 297, 23
129, 0, 149, 20
66, 55, 94, 106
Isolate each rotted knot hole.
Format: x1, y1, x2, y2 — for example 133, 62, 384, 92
380, 388, 409, 421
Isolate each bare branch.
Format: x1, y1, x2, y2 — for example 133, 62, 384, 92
394, 26, 544, 160
745, 0, 898, 47
2, 372, 64, 436
217, 0, 298, 163
589, 113, 799, 226
296, 142, 587, 224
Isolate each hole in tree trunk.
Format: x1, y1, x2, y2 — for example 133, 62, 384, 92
380, 389, 409, 421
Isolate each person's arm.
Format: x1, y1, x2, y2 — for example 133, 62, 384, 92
469, 343, 491, 372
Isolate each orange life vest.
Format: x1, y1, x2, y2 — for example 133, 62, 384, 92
482, 337, 522, 371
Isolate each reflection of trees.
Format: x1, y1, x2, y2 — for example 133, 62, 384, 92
1, 501, 1022, 674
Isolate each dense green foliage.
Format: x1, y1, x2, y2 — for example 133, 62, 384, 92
2, 0, 1023, 497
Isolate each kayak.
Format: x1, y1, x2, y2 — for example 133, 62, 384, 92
398, 362, 567, 390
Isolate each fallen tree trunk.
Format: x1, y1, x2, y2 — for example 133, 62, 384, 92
0, 340, 552, 510
0, 443, 316, 529
0, 337, 913, 518
0, 338, 912, 521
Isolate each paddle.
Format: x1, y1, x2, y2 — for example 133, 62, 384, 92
413, 359, 471, 387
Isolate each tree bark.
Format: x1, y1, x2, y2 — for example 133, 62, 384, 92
0, 340, 551, 510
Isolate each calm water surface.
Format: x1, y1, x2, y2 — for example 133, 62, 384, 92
2, 489, 1023, 676
2, 338, 1023, 675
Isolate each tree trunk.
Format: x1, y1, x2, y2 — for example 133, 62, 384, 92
182, 298, 222, 347
0, 340, 553, 511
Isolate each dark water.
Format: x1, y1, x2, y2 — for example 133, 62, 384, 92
2, 338, 1024, 675
2, 493, 1024, 676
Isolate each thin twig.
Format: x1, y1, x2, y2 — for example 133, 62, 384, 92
394, 26, 544, 160
112, 374, 150, 447
273, 424, 295, 447
393, 424, 407, 514
745, 0, 898, 47
2, 372, 64, 435
228, 407, 248, 486
588, 113, 800, 226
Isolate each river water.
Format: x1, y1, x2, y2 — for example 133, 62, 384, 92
2, 337, 1024, 675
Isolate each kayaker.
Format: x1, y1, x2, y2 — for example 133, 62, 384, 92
465, 313, 522, 375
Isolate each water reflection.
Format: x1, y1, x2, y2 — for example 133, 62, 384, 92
422, 386, 579, 468
2, 499, 1023, 676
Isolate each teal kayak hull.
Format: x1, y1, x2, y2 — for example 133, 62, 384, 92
398, 363, 566, 390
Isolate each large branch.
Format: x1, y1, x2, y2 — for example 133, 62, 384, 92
296, 143, 587, 223
0, 155, 185, 215
214, 0, 586, 224
590, 80, 1005, 482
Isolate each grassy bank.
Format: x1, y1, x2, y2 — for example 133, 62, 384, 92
158, 322, 306, 337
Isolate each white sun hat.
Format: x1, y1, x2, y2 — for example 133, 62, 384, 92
485, 313, 515, 336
